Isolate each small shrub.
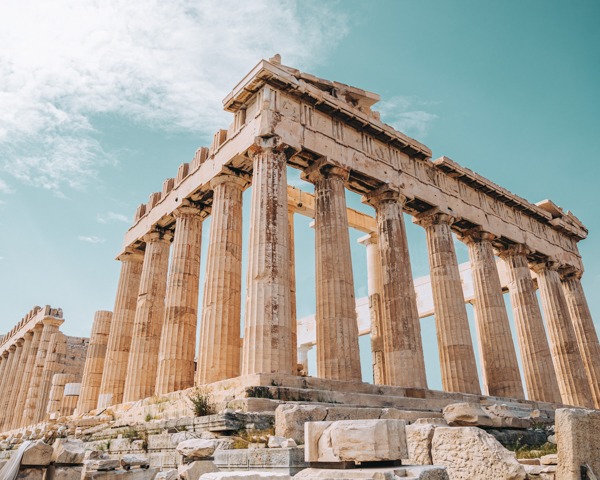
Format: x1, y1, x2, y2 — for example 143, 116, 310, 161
188, 387, 214, 417
507, 441, 557, 459
145, 413, 153, 422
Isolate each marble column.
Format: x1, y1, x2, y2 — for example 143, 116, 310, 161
47, 374, 75, 418
0, 343, 22, 429
156, 203, 204, 395
532, 260, 593, 407
0, 353, 9, 399
4, 333, 33, 430
123, 229, 172, 402
363, 187, 426, 388
98, 249, 144, 409
297, 345, 313, 375
23, 316, 64, 427
242, 142, 293, 375
357, 233, 386, 385
458, 228, 524, 399
198, 175, 245, 384
288, 204, 298, 374
498, 246, 561, 404
77, 311, 112, 414
37, 332, 67, 423
303, 161, 361, 382
13, 324, 43, 429
414, 210, 480, 395
561, 271, 600, 409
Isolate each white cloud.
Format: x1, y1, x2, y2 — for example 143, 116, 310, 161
0, 0, 348, 195
378, 96, 439, 139
0, 178, 14, 194
97, 212, 129, 224
78, 235, 105, 243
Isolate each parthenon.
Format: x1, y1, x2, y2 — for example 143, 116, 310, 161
1, 55, 599, 437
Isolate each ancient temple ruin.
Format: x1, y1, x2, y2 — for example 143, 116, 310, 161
1, 56, 599, 437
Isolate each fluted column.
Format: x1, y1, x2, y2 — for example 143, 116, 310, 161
358, 233, 386, 385
414, 210, 480, 395
303, 160, 361, 382
363, 187, 426, 388
498, 246, 561, 404
288, 204, 298, 374
532, 260, 593, 407
98, 249, 144, 409
22, 317, 63, 426
123, 228, 172, 402
242, 141, 293, 375
458, 228, 524, 399
198, 175, 246, 384
561, 271, 600, 408
0, 353, 9, 400
77, 311, 112, 414
4, 333, 33, 430
47, 374, 75, 418
156, 203, 204, 395
37, 332, 67, 422
0, 343, 22, 429
12, 324, 43, 429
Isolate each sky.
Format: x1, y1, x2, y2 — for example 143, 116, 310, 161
1, 0, 599, 394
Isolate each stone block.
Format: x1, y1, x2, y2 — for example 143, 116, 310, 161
17, 468, 44, 480
305, 419, 407, 463
148, 434, 171, 450
275, 405, 327, 442
22, 440, 54, 466
483, 405, 531, 429
379, 409, 443, 424
176, 439, 217, 459
178, 460, 219, 480
555, 408, 600, 480
49, 466, 84, 480
199, 473, 291, 480
110, 438, 133, 452
155, 470, 178, 480
405, 423, 435, 465
442, 403, 493, 427
52, 438, 85, 464
431, 427, 525, 480
294, 466, 448, 480
540, 454, 557, 465
82, 467, 159, 480
121, 454, 149, 468
85, 458, 121, 471
267, 436, 287, 448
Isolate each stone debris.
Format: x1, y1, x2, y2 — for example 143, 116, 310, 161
305, 419, 407, 463
431, 427, 525, 480
16, 467, 44, 480
51, 438, 85, 464
267, 436, 287, 448
540, 454, 557, 465
156, 470, 178, 480
442, 404, 493, 428
405, 423, 436, 465
82, 468, 159, 480
121, 454, 150, 468
556, 408, 600, 479
178, 460, 219, 480
483, 405, 531, 430
200, 474, 291, 480
85, 458, 121, 471
21, 440, 53, 466
51, 465, 84, 480
176, 439, 217, 459
295, 466, 448, 480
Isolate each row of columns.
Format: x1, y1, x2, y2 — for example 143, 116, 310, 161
92, 141, 600, 415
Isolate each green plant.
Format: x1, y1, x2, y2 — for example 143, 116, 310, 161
506, 441, 557, 459
123, 427, 138, 440
145, 413, 153, 422
246, 386, 274, 400
187, 387, 214, 417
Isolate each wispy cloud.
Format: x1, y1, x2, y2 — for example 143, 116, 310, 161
78, 235, 105, 244
0, 0, 348, 195
0, 178, 14, 194
97, 212, 129, 224
378, 96, 439, 139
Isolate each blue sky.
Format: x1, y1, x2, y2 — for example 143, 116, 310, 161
1, 0, 598, 394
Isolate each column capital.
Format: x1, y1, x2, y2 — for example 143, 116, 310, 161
362, 184, 407, 208
23, 330, 34, 339
412, 207, 456, 229
456, 226, 496, 246
173, 199, 210, 219
559, 265, 584, 280
7, 344, 16, 352
209, 172, 250, 191
495, 243, 532, 260
142, 227, 173, 244
42, 317, 65, 328
117, 247, 145, 263
1, 351, 9, 358
15, 338, 24, 347
31, 323, 45, 334
301, 157, 350, 184
357, 232, 378, 247
248, 135, 299, 161
529, 258, 560, 274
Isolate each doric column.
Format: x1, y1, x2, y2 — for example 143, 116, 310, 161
98, 249, 144, 409
123, 228, 172, 402
242, 140, 294, 375
531, 260, 593, 407
4, 333, 33, 430
22, 316, 63, 426
357, 233, 386, 385
561, 270, 600, 408
288, 203, 298, 374
497, 245, 561, 404
47, 374, 75, 418
37, 332, 67, 422
0, 343, 22, 429
363, 186, 426, 388
156, 203, 205, 395
297, 345, 313, 375
60, 383, 80, 417
198, 175, 246, 384
413, 210, 480, 395
12, 324, 43, 429
77, 311, 112, 414
303, 159, 361, 382
0, 353, 9, 398
458, 228, 524, 399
